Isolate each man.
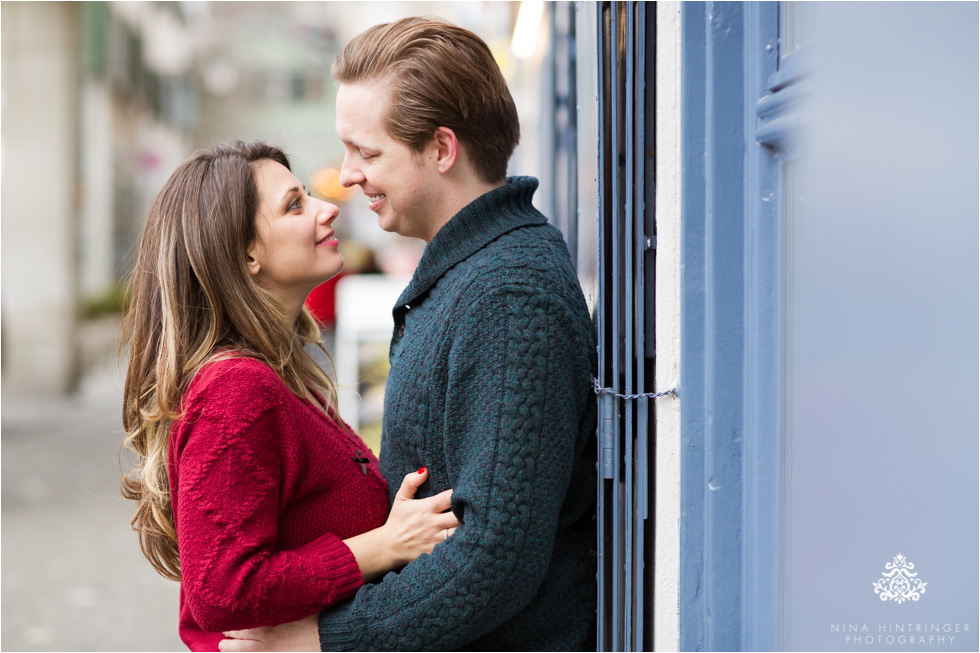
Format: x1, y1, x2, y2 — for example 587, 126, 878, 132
221, 17, 597, 651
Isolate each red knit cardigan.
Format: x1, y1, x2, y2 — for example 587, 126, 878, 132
167, 357, 389, 651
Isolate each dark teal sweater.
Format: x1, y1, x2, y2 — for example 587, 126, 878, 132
318, 177, 597, 651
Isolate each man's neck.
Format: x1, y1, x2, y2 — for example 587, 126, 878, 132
423, 178, 505, 243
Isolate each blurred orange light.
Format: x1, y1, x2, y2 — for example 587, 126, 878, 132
312, 168, 356, 202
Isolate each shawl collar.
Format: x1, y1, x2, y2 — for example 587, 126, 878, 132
395, 176, 546, 308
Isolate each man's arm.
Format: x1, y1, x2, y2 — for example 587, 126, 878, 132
316, 286, 592, 651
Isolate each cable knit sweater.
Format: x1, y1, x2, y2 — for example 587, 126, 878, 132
168, 357, 390, 651
318, 177, 598, 651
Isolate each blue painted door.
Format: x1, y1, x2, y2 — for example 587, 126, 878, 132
678, 2, 979, 650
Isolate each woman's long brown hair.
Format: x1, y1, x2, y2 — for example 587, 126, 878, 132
120, 141, 339, 581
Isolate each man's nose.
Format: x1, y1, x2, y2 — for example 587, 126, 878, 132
338, 156, 364, 188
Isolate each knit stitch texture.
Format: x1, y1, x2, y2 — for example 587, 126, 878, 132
169, 357, 390, 651
318, 177, 598, 651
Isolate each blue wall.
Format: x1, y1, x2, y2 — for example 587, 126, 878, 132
679, 2, 979, 650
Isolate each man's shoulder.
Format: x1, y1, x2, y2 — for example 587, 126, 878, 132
460, 222, 575, 283
440, 231, 590, 330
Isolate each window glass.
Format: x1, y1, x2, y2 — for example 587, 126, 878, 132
780, 2, 813, 58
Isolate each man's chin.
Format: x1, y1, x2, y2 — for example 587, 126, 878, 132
376, 214, 400, 235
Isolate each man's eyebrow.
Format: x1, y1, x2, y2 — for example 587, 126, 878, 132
342, 137, 377, 151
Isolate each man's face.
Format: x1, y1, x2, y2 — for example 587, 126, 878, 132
335, 83, 441, 241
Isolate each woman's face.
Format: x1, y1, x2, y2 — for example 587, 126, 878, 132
247, 159, 343, 309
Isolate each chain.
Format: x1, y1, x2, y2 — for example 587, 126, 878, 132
592, 377, 677, 400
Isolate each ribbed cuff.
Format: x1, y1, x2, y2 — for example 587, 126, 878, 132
315, 535, 363, 606
318, 599, 356, 652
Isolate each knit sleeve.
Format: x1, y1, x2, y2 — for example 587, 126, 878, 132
318, 285, 592, 650
173, 361, 363, 632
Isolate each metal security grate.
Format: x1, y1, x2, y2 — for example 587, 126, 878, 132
594, 2, 656, 650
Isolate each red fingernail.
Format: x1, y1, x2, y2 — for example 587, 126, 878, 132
418, 466, 426, 474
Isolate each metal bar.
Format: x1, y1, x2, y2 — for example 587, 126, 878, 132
634, 3, 648, 649
595, 3, 608, 650
624, 2, 636, 649
550, 2, 560, 229
609, 2, 623, 648
568, 1, 580, 271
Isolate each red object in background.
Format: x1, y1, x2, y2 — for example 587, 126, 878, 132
305, 272, 346, 328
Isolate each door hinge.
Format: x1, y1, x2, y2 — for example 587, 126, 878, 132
600, 393, 615, 479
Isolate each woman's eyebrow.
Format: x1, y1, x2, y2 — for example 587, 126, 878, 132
279, 185, 305, 204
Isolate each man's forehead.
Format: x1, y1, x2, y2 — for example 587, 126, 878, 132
336, 82, 389, 116
335, 85, 390, 144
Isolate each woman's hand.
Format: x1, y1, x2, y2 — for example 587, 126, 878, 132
382, 467, 458, 567
343, 466, 457, 581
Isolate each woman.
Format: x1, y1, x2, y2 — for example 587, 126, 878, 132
120, 141, 457, 651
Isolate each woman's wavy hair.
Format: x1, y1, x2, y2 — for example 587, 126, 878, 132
120, 140, 339, 581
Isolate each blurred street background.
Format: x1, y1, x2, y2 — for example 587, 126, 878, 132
1, 2, 553, 649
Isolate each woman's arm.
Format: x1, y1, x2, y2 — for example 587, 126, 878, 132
172, 363, 456, 632
344, 467, 457, 582
175, 400, 359, 632
215, 472, 458, 653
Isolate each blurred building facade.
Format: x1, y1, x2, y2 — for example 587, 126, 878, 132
2, 1, 197, 393
0, 1, 525, 395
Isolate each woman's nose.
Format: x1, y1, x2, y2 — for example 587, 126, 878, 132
317, 199, 340, 223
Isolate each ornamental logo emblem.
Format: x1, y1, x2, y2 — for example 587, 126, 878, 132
872, 553, 927, 604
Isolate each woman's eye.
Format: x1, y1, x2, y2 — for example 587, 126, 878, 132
288, 197, 302, 211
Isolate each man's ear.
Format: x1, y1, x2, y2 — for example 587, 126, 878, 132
431, 126, 459, 174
